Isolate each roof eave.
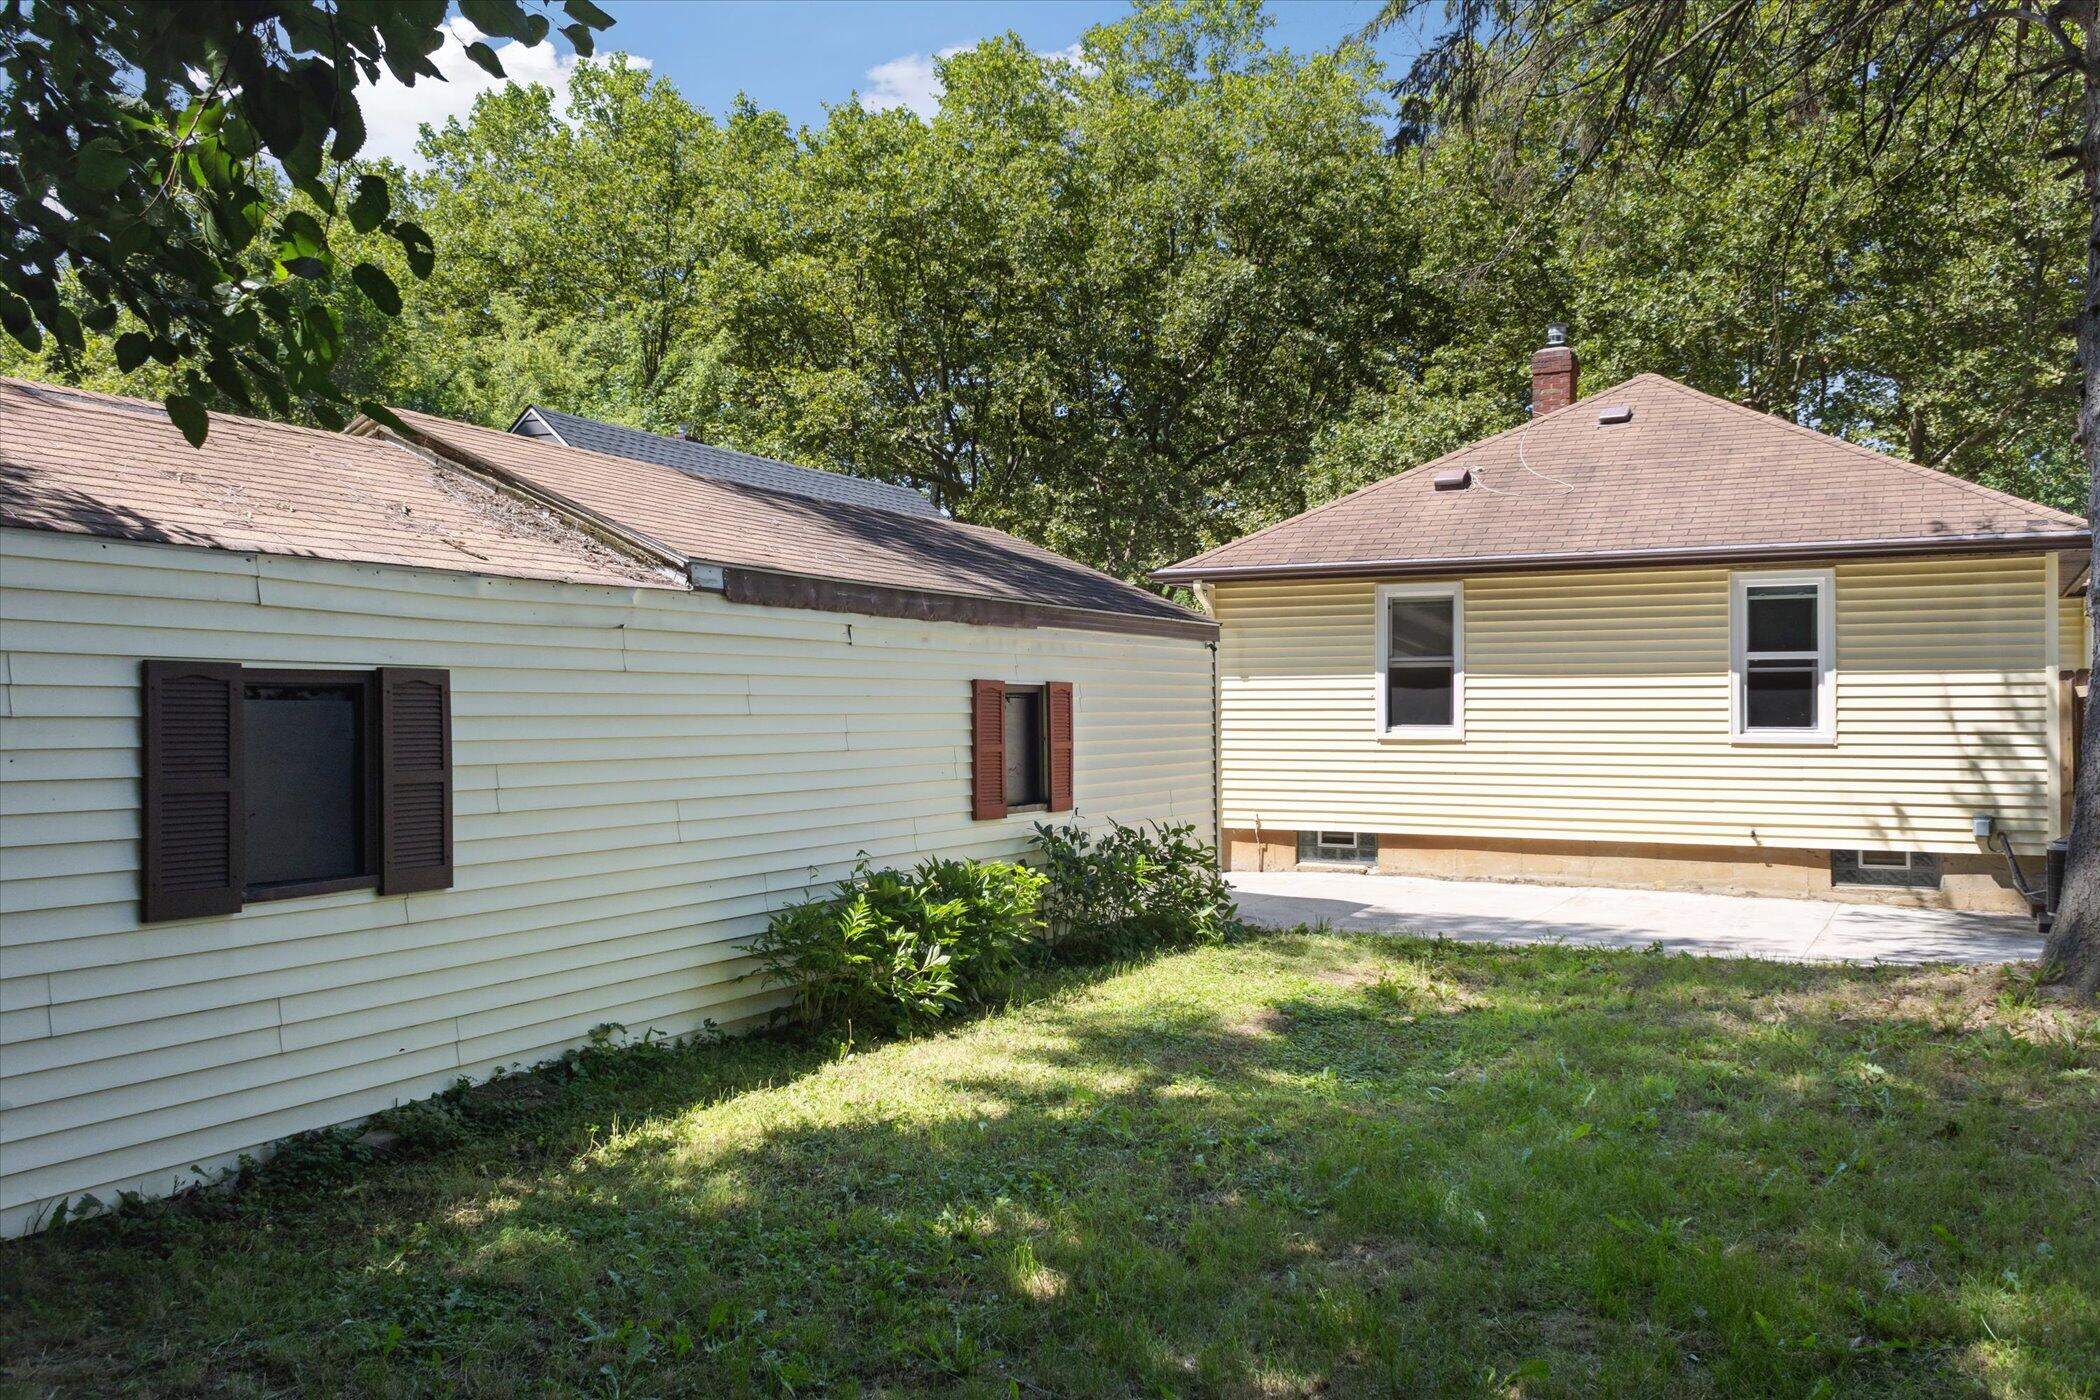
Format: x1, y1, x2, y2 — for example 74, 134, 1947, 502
722, 563, 1218, 640
1154, 529, 2095, 584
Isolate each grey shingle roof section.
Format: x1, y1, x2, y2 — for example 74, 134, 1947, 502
512, 406, 940, 518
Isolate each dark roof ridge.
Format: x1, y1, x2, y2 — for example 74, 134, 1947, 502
515, 404, 941, 520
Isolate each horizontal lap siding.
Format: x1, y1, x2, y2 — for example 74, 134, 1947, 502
1214, 555, 2050, 853
0, 528, 1214, 1231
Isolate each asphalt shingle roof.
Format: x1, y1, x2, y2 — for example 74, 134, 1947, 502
515, 407, 939, 518
1158, 374, 2087, 580
392, 409, 1208, 628
0, 378, 681, 589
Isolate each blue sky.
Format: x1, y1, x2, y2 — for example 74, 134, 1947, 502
357, 1, 1413, 165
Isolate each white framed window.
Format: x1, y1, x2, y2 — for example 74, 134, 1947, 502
1730, 569, 1835, 743
1857, 850, 1911, 870
1315, 830, 1364, 858
1376, 582, 1463, 739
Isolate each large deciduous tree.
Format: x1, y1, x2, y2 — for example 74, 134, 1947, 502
0, 0, 610, 442
716, 1, 1417, 577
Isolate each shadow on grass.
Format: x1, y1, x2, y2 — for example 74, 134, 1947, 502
4, 932, 2097, 1398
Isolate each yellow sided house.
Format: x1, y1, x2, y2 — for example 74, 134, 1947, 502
0, 378, 1216, 1234
1157, 334, 2091, 914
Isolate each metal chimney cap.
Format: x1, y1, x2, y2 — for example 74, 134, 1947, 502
1544, 323, 1569, 348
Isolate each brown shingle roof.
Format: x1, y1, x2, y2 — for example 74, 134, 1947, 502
383, 408, 1206, 628
0, 378, 681, 589
1157, 374, 2088, 581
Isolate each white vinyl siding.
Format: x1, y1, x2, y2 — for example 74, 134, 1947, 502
1213, 553, 2051, 855
0, 527, 1214, 1234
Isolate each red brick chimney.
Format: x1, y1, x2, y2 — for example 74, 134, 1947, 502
1530, 323, 1577, 416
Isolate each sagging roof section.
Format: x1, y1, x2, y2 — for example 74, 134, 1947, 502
388, 408, 1211, 636
512, 406, 941, 519
0, 378, 682, 590
1158, 374, 2088, 582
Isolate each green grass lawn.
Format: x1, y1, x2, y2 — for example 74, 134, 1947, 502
5, 930, 2099, 1398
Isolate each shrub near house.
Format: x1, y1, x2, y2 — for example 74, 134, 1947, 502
750, 822, 1236, 1035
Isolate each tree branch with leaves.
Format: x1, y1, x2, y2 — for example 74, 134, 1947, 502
0, 0, 612, 443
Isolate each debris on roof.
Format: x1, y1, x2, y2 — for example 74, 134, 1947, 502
0, 378, 683, 589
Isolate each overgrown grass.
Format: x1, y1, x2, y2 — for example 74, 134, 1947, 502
4, 930, 2098, 1397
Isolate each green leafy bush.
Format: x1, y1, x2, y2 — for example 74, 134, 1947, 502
1031, 820, 1237, 960
916, 856, 1047, 1001
750, 857, 1046, 1037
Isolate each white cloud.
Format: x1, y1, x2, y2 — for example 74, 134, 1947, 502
860, 45, 967, 119
354, 17, 649, 168
861, 41, 1088, 120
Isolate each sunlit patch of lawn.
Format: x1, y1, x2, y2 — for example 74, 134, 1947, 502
3, 930, 2097, 1397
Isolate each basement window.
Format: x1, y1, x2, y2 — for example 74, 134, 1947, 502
1832, 850, 1941, 889
1731, 570, 1835, 742
1299, 830, 1377, 864
1377, 582, 1463, 738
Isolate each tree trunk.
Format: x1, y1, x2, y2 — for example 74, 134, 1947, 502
2042, 4, 2100, 999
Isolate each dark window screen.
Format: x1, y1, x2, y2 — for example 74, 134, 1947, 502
244, 684, 364, 887
1386, 594, 1456, 728
1004, 688, 1046, 807
1743, 584, 1822, 730
1387, 665, 1454, 727
1746, 587, 1817, 652
1387, 598, 1454, 658
1744, 662, 1818, 729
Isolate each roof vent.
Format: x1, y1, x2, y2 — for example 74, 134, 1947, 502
1433, 467, 1472, 491
1597, 404, 1634, 425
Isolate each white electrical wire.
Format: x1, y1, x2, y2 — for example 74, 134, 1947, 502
1465, 411, 1579, 496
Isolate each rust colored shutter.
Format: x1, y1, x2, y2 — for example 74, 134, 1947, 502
140, 659, 245, 922
1046, 681, 1074, 812
379, 667, 453, 893
971, 679, 1006, 820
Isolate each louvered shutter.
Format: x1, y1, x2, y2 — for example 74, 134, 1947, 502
379, 667, 453, 893
141, 659, 246, 922
1046, 681, 1074, 812
971, 679, 1006, 820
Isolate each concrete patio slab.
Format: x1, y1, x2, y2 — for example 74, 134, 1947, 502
1229, 870, 2043, 965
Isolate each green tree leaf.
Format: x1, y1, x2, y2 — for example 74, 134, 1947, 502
351, 262, 402, 315
164, 393, 208, 447
74, 136, 128, 192
347, 175, 391, 234
114, 331, 150, 372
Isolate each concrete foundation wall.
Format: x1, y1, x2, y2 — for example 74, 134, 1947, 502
1223, 828, 2029, 914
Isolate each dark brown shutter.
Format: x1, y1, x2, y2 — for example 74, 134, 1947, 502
1046, 681, 1074, 812
971, 679, 1006, 820
379, 667, 453, 893
140, 659, 245, 922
